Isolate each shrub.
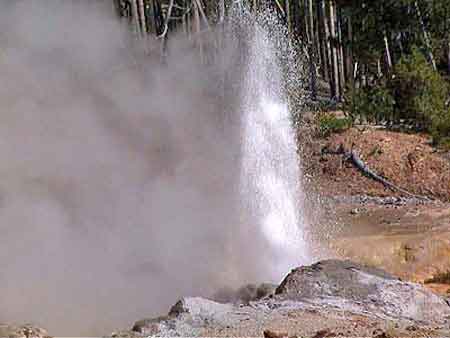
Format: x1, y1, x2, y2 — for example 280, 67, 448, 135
438, 137, 450, 150
390, 48, 450, 144
316, 113, 352, 137
430, 109, 450, 147
345, 84, 394, 124
345, 48, 450, 146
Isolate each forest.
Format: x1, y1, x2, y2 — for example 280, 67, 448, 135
114, 0, 450, 147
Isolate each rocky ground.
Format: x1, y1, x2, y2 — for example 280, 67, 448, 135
110, 260, 450, 338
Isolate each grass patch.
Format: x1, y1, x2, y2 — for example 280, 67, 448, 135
316, 113, 352, 137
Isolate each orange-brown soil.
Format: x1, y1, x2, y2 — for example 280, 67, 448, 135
302, 127, 450, 201
301, 125, 450, 296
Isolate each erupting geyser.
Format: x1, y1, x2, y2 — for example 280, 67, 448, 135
238, 8, 309, 279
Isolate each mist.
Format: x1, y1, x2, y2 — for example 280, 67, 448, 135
0, 1, 309, 335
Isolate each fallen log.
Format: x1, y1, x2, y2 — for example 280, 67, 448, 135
344, 148, 430, 201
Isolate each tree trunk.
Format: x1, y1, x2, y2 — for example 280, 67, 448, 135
180, 0, 187, 36
346, 14, 354, 87
186, 0, 191, 39
153, 0, 163, 36
194, 0, 204, 62
314, 0, 323, 74
291, 0, 300, 35
159, 0, 175, 58
383, 29, 393, 70
414, 1, 437, 71
361, 63, 367, 87
307, 0, 316, 99
308, 0, 314, 46
304, 0, 310, 42
219, 0, 225, 22
396, 32, 404, 57
113, 0, 122, 17
322, 0, 335, 98
447, 39, 450, 75
130, 0, 141, 37
377, 58, 382, 77
317, 0, 328, 80
329, 0, 340, 100
137, 0, 147, 36
337, 5, 345, 94
146, 0, 155, 35
285, 0, 291, 33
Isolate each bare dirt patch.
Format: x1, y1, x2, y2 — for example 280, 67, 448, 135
302, 127, 450, 201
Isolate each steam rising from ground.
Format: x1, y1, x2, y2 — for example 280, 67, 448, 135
0, 1, 309, 335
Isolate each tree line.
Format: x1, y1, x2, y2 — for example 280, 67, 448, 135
114, 0, 450, 146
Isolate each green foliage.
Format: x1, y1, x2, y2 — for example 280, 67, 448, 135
391, 48, 450, 144
438, 137, 450, 150
345, 84, 394, 124
316, 113, 352, 137
431, 115, 450, 147
346, 49, 450, 147
391, 49, 446, 126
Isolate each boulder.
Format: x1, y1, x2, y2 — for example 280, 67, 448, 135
276, 259, 398, 299
276, 259, 450, 324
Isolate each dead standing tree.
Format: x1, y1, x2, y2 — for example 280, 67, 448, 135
114, 0, 214, 58
113, 0, 304, 57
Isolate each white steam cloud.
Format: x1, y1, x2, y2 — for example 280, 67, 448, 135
0, 1, 309, 335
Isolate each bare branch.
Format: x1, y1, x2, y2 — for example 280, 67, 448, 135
193, 0, 210, 29
158, 0, 175, 39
